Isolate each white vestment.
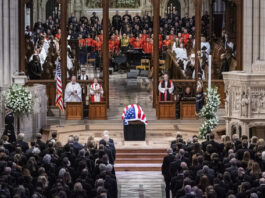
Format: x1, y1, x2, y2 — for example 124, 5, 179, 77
201, 42, 211, 58
158, 81, 174, 94
176, 48, 187, 60
64, 82, 82, 103
90, 83, 104, 102
79, 74, 88, 80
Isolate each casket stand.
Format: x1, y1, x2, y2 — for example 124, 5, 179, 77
123, 120, 146, 141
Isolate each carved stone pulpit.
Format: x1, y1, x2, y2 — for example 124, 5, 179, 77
223, 61, 265, 138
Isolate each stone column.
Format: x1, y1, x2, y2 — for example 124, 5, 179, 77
10, 0, 19, 78
260, 0, 265, 60
242, 0, 252, 72
60, 0, 68, 90
153, 0, 160, 107
241, 122, 249, 138
195, 0, 202, 80
226, 120, 232, 138
0, 0, 3, 87
235, 0, 243, 70
0, 0, 19, 88
103, 0, 109, 108
19, 0, 26, 73
3, 0, 11, 85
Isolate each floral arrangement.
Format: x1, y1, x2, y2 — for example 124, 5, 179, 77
5, 84, 33, 114
198, 87, 220, 138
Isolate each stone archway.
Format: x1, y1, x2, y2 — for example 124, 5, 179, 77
46, 0, 59, 20
166, 0, 181, 16
160, 0, 193, 18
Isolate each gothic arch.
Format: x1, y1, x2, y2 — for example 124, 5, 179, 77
160, 0, 192, 18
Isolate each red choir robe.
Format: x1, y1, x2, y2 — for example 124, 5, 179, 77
94, 40, 102, 51
55, 33, 61, 40
132, 40, 143, 49
142, 34, 149, 42
79, 39, 86, 47
129, 37, 135, 46
109, 39, 115, 52
163, 39, 171, 47
181, 33, 190, 46
143, 42, 153, 54
168, 34, 174, 41
85, 38, 94, 47
98, 35, 103, 42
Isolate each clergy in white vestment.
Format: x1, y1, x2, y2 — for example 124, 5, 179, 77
64, 76, 82, 103
176, 43, 188, 61
90, 78, 104, 102
201, 37, 210, 58
78, 68, 89, 80
158, 74, 174, 101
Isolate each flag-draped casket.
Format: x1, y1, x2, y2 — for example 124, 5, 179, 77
122, 104, 147, 141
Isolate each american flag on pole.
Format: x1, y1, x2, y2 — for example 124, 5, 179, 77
122, 104, 147, 125
55, 60, 64, 113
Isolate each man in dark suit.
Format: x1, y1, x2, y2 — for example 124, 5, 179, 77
2, 106, 16, 143
112, 11, 122, 32
14, 133, 29, 153
73, 135, 83, 152
162, 148, 175, 198
35, 133, 46, 152
99, 134, 116, 163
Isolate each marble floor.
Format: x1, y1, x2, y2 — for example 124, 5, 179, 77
116, 171, 165, 198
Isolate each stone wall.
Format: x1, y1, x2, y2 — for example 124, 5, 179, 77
34, 0, 212, 22
19, 84, 48, 141
223, 0, 265, 138
0, 0, 19, 87
243, 0, 265, 73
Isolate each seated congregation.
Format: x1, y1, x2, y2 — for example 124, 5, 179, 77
0, 131, 117, 198
162, 133, 265, 198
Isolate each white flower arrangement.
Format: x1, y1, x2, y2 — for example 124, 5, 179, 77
5, 84, 33, 115
198, 87, 220, 138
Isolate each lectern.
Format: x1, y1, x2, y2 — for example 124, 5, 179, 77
66, 102, 83, 120
180, 100, 197, 120
156, 101, 176, 120
89, 101, 107, 120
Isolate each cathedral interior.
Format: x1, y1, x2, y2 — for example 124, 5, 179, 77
1, 0, 265, 197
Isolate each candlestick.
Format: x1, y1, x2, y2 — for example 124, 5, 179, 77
208, 55, 212, 91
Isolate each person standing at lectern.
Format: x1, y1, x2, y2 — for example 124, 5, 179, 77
64, 76, 82, 103
158, 74, 174, 101
90, 78, 104, 102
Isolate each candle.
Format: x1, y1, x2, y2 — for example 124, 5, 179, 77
208, 55, 212, 91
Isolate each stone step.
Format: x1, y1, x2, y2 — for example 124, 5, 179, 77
116, 153, 166, 158
116, 149, 167, 154
115, 163, 162, 172
115, 158, 163, 164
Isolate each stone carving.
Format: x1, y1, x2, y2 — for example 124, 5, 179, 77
252, 61, 265, 74
223, 69, 265, 138
241, 92, 249, 117
19, 84, 47, 141
225, 85, 230, 116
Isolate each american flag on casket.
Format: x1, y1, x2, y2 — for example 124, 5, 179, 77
121, 104, 147, 125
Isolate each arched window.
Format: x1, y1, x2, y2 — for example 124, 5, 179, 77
167, 0, 181, 17
46, 0, 59, 20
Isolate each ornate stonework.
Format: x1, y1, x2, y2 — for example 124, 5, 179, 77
223, 69, 265, 138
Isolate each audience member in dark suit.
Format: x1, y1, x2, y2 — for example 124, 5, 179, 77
14, 133, 29, 152
162, 148, 176, 198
